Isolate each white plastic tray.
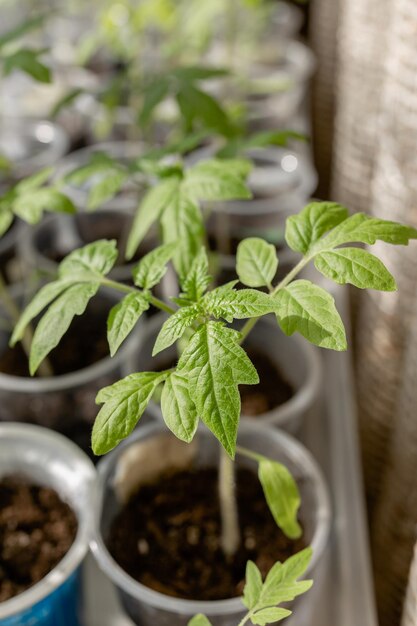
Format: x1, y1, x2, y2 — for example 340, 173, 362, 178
83, 286, 377, 626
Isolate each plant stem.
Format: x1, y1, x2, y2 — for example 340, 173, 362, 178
100, 277, 176, 315
219, 447, 241, 557
237, 613, 253, 626
239, 256, 309, 344
149, 295, 176, 316
0, 276, 53, 377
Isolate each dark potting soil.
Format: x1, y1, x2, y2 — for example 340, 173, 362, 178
0, 476, 78, 602
107, 467, 304, 601
0, 306, 109, 378
240, 349, 294, 416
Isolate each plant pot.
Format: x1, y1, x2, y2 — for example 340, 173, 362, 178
0, 117, 69, 185
19, 211, 159, 285
0, 423, 95, 626
0, 287, 144, 458
242, 41, 316, 126
54, 141, 148, 212
137, 312, 321, 434
91, 421, 331, 626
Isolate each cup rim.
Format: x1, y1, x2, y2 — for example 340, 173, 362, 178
91, 421, 331, 616
0, 424, 96, 619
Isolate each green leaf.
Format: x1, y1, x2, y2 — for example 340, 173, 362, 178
243, 549, 313, 625
184, 159, 252, 202
50, 87, 85, 118
217, 130, 306, 159
0, 15, 46, 48
3, 48, 51, 83
236, 238, 278, 287
203, 288, 279, 322
10, 278, 73, 346
87, 168, 128, 210
243, 561, 263, 610
251, 607, 291, 625
59, 240, 118, 278
274, 279, 347, 351
152, 305, 201, 355
65, 152, 119, 185
313, 212, 417, 251
139, 77, 170, 127
126, 176, 181, 261
107, 292, 150, 357
188, 614, 213, 626
15, 167, 53, 192
30, 283, 99, 375
260, 548, 313, 605
285, 202, 349, 255
161, 373, 199, 443
180, 247, 212, 302
93, 372, 167, 455
176, 83, 234, 137
133, 242, 177, 289
0, 210, 13, 237
174, 66, 229, 81
177, 322, 258, 457
315, 248, 397, 291
13, 188, 76, 224
161, 191, 204, 280
258, 458, 302, 539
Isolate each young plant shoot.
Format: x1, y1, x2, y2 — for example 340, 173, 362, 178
11, 158, 417, 619
189, 547, 313, 626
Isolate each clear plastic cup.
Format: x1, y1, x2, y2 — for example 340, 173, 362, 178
91, 421, 331, 626
0, 423, 96, 626
0, 287, 144, 456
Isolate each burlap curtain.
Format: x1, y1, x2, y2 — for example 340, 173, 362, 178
310, 0, 417, 624
402, 544, 417, 626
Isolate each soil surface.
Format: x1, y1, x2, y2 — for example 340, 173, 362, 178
0, 476, 78, 602
240, 349, 294, 416
107, 467, 304, 601
0, 305, 109, 378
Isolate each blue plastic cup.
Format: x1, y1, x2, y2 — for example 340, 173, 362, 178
0, 424, 96, 625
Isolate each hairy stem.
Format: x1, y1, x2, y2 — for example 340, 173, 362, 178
237, 613, 252, 626
0, 276, 53, 377
100, 277, 176, 315
219, 447, 241, 557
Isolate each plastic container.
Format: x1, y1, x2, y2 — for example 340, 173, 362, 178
54, 142, 148, 212
0, 288, 144, 456
0, 118, 69, 184
135, 313, 322, 433
19, 211, 159, 285
0, 423, 96, 626
91, 421, 331, 626
243, 41, 316, 126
